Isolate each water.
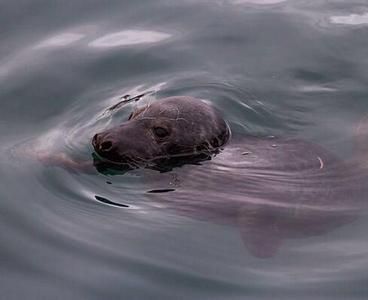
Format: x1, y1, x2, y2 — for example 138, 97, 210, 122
1, 0, 368, 299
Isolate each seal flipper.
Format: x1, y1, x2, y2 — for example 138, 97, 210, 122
238, 206, 283, 258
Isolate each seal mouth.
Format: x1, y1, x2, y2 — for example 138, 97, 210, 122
92, 151, 144, 172
92, 148, 143, 168
92, 132, 224, 171
92, 134, 138, 167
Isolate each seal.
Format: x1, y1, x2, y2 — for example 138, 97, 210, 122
41, 95, 367, 257
92, 96, 231, 171
92, 96, 368, 257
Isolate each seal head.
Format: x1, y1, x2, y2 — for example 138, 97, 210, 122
92, 96, 230, 171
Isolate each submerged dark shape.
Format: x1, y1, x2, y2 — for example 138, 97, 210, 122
94, 195, 129, 208
91, 96, 367, 258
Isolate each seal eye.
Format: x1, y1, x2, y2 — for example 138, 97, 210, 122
153, 127, 169, 138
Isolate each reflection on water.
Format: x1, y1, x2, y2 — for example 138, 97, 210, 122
88, 30, 171, 48
330, 12, 368, 25
36, 33, 85, 48
297, 84, 337, 93
233, 0, 287, 4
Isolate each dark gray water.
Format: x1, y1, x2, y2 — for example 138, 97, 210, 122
2, 0, 368, 299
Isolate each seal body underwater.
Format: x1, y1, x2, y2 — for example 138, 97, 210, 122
90, 96, 367, 257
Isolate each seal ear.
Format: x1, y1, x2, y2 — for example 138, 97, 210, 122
238, 205, 283, 258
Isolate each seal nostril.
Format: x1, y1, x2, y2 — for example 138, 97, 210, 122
100, 140, 113, 152
92, 134, 99, 146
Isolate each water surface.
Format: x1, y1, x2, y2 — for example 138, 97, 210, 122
1, 0, 368, 299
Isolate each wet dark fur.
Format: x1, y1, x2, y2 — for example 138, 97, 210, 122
92, 96, 230, 172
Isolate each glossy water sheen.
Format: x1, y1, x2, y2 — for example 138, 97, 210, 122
2, 0, 368, 299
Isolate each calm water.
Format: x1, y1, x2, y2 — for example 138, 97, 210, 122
2, 0, 368, 299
